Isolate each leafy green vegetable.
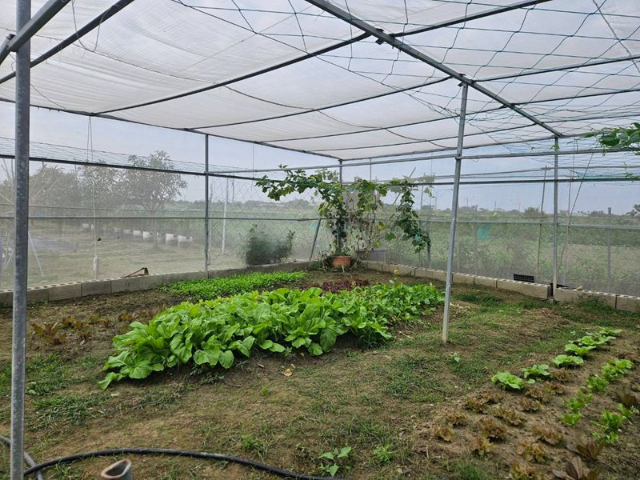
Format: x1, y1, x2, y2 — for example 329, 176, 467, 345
491, 372, 533, 390
601, 358, 633, 382
564, 343, 595, 357
522, 364, 551, 380
101, 282, 443, 388
159, 271, 307, 300
587, 375, 609, 393
597, 327, 622, 337
561, 412, 582, 427
565, 392, 593, 413
593, 409, 626, 445
553, 355, 584, 368
575, 334, 615, 349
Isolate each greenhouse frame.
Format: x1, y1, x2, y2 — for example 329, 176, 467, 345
1, 0, 640, 478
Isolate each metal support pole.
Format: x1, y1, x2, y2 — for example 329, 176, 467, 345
11, 0, 31, 476
442, 84, 468, 344
337, 160, 343, 254
606, 207, 612, 291
221, 178, 228, 254
473, 207, 478, 276
535, 169, 547, 281
204, 135, 209, 271
309, 218, 322, 261
552, 137, 559, 295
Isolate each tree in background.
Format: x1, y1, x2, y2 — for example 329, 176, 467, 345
118, 151, 187, 216
523, 206, 543, 219
0, 162, 82, 216
78, 165, 122, 212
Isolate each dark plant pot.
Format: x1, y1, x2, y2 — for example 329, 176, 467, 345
331, 256, 352, 269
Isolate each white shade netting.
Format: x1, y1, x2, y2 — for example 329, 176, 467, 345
0, 0, 639, 160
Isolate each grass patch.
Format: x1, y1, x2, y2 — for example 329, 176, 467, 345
159, 271, 307, 300
455, 292, 502, 307
451, 459, 494, 480
241, 433, 271, 460
0, 360, 10, 397
25, 354, 69, 396
135, 387, 184, 410
33, 392, 107, 430
384, 354, 453, 402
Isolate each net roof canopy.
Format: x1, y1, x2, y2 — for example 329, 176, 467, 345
1, 0, 638, 162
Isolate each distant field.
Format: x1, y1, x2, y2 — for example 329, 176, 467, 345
0, 205, 638, 297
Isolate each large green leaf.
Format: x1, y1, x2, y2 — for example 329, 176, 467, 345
170, 333, 192, 364
193, 344, 221, 366
129, 362, 156, 379
219, 350, 235, 369
308, 342, 323, 356
319, 328, 337, 352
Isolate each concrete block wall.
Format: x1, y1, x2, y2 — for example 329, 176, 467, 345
616, 295, 640, 313
415, 268, 447, 282
496, 279, 550, 300
0, 261, 312, 306
359, 261, 639, 315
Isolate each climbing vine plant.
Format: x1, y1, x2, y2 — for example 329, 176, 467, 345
256, 167, 431, 257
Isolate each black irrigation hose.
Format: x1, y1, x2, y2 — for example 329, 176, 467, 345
0, 436, 45, 480
22, 447, 346, 480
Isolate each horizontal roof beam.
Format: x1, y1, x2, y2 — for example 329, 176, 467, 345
304, 0, 563, 138
0, 0, 136, 85
394, 0, 553, 38
0, 0, 69, 66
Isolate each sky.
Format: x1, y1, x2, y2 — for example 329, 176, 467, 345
0, 101, 637, 215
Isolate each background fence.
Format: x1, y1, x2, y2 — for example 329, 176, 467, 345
0, 137, 638, 297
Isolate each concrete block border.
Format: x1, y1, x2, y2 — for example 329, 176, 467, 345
359, 261, 639, 314
0, 260, 636, 315
0, 261, 312, 306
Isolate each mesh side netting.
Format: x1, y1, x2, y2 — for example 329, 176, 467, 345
0, 0, 639, 159
0, 135, 638, 296
339, 151, 640, 297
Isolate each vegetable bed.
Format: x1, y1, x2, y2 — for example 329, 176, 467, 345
101, 282, 443, 388
0, 269, 638, 480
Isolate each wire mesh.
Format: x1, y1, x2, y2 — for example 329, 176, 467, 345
0, 135, 637, 297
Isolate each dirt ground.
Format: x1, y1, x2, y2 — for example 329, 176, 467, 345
0, 268, 639, 480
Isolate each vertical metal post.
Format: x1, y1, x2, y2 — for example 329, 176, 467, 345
11, 0, 31, 477
418, 187, 424, 267
606, 207, 612, 291
442, 84, 468, 344
535, 169, 547, 281
562, 170, 572, 286
221, 178, 228, 254
337, 160, 344, 254
309, 218, 321, 261
552, 137, 559, 295
473, 207, 478, 276
204, 135, 209, 271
